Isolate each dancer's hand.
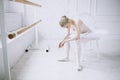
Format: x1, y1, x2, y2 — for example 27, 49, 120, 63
58, 41, 65, 48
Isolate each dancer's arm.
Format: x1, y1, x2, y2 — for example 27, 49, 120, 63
59, 27, 70, 48
63, 24, 81, 42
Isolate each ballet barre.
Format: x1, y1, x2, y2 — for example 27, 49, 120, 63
10, 0, 42, 7
8, 20, 42, 39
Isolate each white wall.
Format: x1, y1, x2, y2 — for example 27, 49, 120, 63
5, 13, 22, 32
0, 0, 8, 79
37, 0, 67, 40
9, 1, 41, 26
93, 0, 120, 34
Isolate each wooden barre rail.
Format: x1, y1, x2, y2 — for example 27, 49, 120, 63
10, 0, 42, 7
8, 20, 42, 39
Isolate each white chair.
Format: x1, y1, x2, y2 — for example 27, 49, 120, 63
80, 31, 100, 58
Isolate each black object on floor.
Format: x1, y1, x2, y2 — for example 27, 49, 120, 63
46, 50, 49, 52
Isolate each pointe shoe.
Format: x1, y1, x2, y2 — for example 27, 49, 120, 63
77, 65, 83, 71
58, 58, 70, 62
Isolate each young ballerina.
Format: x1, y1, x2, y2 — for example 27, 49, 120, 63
58, 16, 91, 71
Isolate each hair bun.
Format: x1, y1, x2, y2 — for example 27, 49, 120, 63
62, 15, 67, 18
59, 15, 69, 27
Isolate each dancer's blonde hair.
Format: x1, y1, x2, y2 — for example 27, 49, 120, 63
59, 16, 69, 27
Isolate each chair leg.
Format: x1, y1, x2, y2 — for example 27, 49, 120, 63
95, 39, 100, 58
89, 40, 94, 50
89, 39, 100, 59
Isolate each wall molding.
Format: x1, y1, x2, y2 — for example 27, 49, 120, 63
95, 0, 120, 16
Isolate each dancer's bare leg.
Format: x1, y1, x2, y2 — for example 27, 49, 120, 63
76, 39, 83, 71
